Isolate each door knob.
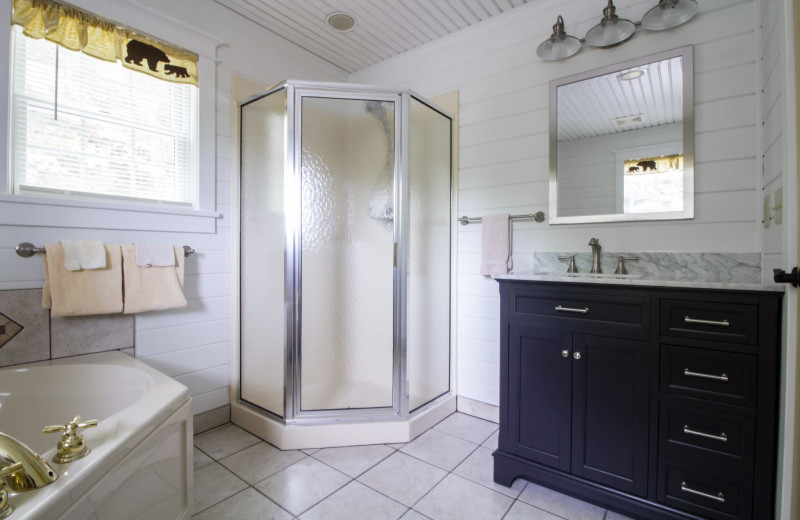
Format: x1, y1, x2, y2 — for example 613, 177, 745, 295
562, 349, 570, 358
573, 352, 582, 360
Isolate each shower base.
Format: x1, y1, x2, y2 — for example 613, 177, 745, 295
231, 394, 456, 450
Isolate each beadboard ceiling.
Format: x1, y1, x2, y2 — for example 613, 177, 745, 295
212, 0, 533, 73
558, 56, 684, 142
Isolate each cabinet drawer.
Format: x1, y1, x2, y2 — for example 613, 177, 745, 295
511, 290, 649, 338
661, 346, 757, 407
659, 460, 751, 520
660, 300, 757, 345
660, 401, 754, 469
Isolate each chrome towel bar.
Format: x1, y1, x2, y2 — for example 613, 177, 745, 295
15, 242, 195, 258
458, 211, 545, 226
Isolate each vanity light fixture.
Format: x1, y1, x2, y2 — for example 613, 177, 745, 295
536, 0, 698, 61
642, 0, 699, 30
585, 0, 636, 48
536, 15, 582, 61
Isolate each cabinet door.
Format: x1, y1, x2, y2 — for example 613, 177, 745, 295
508, 325, 572, 472
571, 334, 650, 497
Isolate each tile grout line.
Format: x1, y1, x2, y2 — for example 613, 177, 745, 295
194, 417, 603, 520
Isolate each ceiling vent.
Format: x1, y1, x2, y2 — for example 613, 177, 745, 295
613, 114, 644, 127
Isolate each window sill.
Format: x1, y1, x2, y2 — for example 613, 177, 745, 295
0, 194, 221, 233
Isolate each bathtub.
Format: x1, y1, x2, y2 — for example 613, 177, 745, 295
0, 351, 193, 519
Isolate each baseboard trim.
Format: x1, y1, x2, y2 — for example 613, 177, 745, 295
194, 405, 231, 434
457, 396, 499, 424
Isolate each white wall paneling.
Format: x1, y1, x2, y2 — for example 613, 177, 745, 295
0, 0, 347, 415
353, 0, 759, 408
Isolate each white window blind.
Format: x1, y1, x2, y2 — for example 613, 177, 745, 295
10, 25, 198, 207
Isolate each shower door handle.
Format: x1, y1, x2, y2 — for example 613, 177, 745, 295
393, 243, 398, 267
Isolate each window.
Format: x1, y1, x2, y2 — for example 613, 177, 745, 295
622, 153, 684, 214
10, 25, 198, 207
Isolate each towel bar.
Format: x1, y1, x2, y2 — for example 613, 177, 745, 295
458, 212, 546, 226
15, 243, 195, 258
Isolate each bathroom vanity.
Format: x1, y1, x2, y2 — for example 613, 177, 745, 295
493, 276, 783, 520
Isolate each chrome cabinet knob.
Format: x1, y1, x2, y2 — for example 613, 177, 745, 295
573, 352, 582, 360
562, 349, 570, 358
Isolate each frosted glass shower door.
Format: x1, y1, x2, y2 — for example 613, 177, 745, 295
407, 97, 452, 411
240, 89, 287, 417
299, 95, 396, 412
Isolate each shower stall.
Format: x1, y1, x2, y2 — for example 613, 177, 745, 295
233, 81, 454, 449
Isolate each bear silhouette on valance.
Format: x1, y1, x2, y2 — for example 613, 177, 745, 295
11, 0, 199, 87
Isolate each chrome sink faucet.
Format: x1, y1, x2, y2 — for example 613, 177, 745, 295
588, 238, 601, 274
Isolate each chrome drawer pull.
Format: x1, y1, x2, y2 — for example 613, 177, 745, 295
684, 368, 729, 382
681, 481, 725, 503
684, 316, 730, 327
555, 305, 589, 314
683, 425, 728, 442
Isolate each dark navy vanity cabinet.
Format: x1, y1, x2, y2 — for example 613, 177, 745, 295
493, 279, 782, 520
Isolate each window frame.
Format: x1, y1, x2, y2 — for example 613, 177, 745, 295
0, 0, 220, 233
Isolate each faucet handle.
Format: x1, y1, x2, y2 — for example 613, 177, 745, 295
558, 255, 578, 273
614, 255, 639, 275
0, 462, 22, 518
0, 462, 23, 480
43, 416, 98, 463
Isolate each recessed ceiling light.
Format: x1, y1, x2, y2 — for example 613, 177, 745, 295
619, 69, 645, 81
326, 12, 356, 32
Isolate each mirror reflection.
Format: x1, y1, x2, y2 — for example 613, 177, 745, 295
549, 46, 693, 224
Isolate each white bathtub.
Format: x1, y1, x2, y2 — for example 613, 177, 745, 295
0, 351, 193, 519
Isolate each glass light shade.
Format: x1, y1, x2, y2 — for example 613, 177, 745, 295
537, 15, 581, 61
585, 0, 636, 48
537, 34, 582, 61
585, 18, 636, 47
642, 0, 698, 30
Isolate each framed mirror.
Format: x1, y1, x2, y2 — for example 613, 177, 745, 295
549, 46, 694, 224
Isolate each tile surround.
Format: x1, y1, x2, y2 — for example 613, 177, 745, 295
50, 313, 133, 358
0, 288, 134, 368
192, 412, 625, 519
0, 289, 50, 366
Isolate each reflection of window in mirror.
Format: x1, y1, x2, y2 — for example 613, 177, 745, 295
623, 154, 684, 213
613, 142, 683, 214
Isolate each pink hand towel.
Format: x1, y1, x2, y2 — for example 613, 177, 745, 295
480, 214, 512, 276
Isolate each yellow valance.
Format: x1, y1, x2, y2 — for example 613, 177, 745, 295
11, 0, 198, 86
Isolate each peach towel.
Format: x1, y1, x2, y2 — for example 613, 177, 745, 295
42, 244, 123, 317
121, 244, 187, 314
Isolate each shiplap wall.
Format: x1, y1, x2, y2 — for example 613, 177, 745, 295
0, 0, 347, 416
759, 0, 787, 276
757, 0, 797, 517
352, 0, 760, 407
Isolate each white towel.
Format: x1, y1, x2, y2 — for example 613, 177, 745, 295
60, 240, 81, 271
76, 240, 107, 269
135, 243, 176, 267
480, 214, 513, 276
59, 240, 108, 270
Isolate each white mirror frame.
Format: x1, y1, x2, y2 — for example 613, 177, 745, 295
548, 45, 694, 225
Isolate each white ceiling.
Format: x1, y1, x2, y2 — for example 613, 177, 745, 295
212, 0, 533, 73
557, 56, 684, 142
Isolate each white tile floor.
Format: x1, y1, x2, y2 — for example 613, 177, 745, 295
192, 412, 633, 520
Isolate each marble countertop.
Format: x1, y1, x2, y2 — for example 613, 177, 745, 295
494, 272, 785, 292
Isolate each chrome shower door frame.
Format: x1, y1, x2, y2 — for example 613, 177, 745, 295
287, 84, 406, 423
